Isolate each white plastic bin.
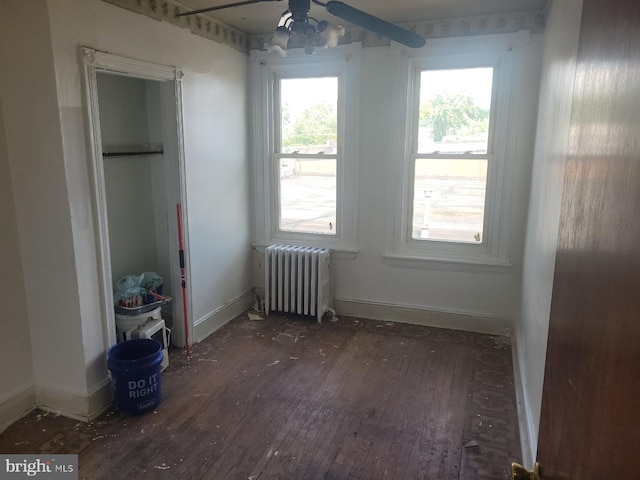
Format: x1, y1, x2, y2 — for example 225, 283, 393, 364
115, 306, 161, 343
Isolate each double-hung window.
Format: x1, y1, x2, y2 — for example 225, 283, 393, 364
277, 76, 338, 235
388, 33, 529, 269
251, 44, 360, 251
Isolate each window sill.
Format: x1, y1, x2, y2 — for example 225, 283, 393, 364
382, 253, 512, 272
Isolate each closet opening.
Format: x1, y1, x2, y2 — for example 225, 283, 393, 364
82, 48, 191, 353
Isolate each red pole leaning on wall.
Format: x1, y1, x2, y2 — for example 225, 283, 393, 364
176, 204, 191, 361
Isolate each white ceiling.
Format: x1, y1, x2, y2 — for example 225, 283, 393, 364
178, 0, 549, 35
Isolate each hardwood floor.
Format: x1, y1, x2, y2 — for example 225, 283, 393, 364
0, 312, 521, 479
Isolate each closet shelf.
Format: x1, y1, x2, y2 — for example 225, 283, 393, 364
102, 150, 164, 157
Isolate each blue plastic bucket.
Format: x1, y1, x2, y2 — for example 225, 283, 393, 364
107, 339, 163, 415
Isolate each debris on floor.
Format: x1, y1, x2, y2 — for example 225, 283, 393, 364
248, 312, 264, 321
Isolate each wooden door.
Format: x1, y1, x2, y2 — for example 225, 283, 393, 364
536, 0, 640, 478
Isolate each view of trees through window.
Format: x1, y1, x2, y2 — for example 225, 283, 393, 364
278, 77, 338, 235
282, 101, 337, 151
412, 68, 494, 243
420, 92, 490, 144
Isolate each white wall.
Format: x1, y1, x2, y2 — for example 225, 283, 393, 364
96, 73, 151, 148
145, 81, 164, 146
0, 0, 91, 417
103, 156, 159, 282
329, 38, 543, 331
0, 0, 252, 420
516, 0, 583, 466
179, 57, 253, 328
0, 95, 36, 431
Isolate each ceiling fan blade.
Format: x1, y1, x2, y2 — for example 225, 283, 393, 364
175, 0, 283, 18
324, 1, 425, 48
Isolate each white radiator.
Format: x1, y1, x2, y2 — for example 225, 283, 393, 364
265, 245, 331, 323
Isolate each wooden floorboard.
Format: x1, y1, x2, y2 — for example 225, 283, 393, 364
0, 312, 521, 479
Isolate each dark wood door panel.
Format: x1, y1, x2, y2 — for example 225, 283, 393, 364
537, 0, 640, 478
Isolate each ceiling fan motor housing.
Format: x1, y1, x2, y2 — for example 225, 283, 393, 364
288, 0, 315, 34
289, 0, 311, 14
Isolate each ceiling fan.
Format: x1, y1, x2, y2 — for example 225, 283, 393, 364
176, 0, 426, 54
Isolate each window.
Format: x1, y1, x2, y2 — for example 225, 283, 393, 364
388, 33, 530, 269
412, 67, 494, 244
278, 77, 338, 235
251, 44, 360, 251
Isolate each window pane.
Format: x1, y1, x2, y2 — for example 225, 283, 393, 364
279, 158, 336, 235
418, 68, 493, 154
412, 158, 487, 243
280, 77, 338, 155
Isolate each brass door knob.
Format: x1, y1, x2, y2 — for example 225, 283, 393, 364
511, 462, 541, 480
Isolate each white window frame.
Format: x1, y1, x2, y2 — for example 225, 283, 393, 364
386, 32, 530, 271
251, 43, 361, 252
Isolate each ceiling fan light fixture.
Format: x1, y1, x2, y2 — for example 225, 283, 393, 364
266, 25, 291, 55
176, 0, 426, 52
317, 20, 345, 48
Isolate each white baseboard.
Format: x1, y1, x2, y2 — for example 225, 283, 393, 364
512, 329, 537, 468
333, 297, 512, 335
36, 378, 112, 422
193, 290, 255, 343
87, 379, 114, 421
0, 379, 111, 431
0, 383, 37, 434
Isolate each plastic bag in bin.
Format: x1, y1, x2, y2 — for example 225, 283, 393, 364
115, 274, 143, 291
113, 272, 164, 307
141, 272, 163, 295
113, 274, 145, 308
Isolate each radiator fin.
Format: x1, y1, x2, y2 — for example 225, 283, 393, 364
265, 245, 330, 323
